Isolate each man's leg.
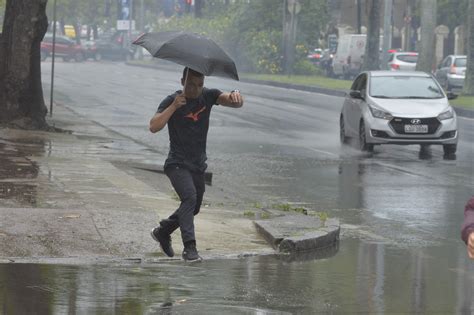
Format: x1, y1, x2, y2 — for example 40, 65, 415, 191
160, 166, 198, 245
191, 170, 205, 216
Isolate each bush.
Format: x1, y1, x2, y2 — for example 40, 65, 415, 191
292, 59, 322, 75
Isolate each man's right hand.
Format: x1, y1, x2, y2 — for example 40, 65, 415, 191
468, 231, 474, 259
172, 93, 186, 110
150, 94, 187, 133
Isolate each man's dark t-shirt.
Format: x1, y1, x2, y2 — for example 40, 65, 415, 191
157, 87, 222, 173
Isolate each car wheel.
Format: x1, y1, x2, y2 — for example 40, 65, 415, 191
340, 115, 349, 144
94, 52, 102, 61
75, 52, 84, 62
443, 144, 457, 155
359, 120, 374, 152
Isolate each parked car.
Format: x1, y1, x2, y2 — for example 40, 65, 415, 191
434, 55, 467, 91
41, 34, 86, 62
307, 48, 323, 65
340, 71, 458, 155
387, 52, 418, 71
80, 39, 100, 60
93, 31, 141, 61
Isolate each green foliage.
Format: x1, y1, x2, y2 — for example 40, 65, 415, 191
243, 30, 282, 74
437, 0, 468, 30
152, 0, 328, 74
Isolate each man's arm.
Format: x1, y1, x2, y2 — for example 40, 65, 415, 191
149, 94, 186, 133
217, 90, 244, 108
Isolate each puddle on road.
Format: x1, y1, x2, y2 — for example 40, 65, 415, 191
0, 138, 44, 205
1, 239, 473, 314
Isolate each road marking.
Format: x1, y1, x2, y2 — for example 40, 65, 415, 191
458, 116, 474, 121
307, 147, 338, 156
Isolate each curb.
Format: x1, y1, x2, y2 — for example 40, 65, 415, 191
127, 61, 473, 118
254, 215, 340, 254
454, 106, 474, 119
240, 78, 347, 98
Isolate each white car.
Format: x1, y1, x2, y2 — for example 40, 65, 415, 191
435, 55, 467, 91
340, 71, 458, 155
387, 52, 418, 71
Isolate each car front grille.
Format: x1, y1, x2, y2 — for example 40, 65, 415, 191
389, 117, 440, 135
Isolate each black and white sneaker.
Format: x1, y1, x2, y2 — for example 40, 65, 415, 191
182, 244, 202, 262
151, 227, 174, 257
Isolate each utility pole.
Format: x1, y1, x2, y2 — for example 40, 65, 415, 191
357, 0, 362, 34
284, 0, 300, 75
128, 0, 133, 37
50, 0, 58, 117
382, 0, 393, 70
138, 0, 144, 59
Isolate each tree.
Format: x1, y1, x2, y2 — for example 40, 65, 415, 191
415, 0, 437, 72
195, 0, 204, 18
463, 0, 474, 95
361, 0, 381, 71
0, 0, 49, 129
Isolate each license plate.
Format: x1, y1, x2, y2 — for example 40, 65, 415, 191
404, 124, 428, 133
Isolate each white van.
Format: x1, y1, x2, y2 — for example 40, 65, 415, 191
332, 34, 367, 79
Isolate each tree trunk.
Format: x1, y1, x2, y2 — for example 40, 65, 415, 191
361, 0, 381, 71
0, 0, 49, 129
462, 0, 474, 95
415, 0, 437, 72
194, 0, 204, 18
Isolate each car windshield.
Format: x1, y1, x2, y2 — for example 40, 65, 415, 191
454, 58, 467, 67
396, 54, 418, 63
370, 76, 444, 99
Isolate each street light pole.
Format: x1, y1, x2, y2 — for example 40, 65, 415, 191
138, 0, 144, 60
382, 0, 393, 70
50, 0, 57, 117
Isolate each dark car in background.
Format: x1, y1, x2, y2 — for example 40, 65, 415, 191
93, 31, 141, 61
41, 34, 86, 62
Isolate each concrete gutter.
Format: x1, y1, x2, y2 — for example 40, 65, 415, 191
254, 215, 340, 254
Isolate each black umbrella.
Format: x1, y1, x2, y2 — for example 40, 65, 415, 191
133, 31, 239, 81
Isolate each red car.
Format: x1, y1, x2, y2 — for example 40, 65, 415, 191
41, 34, 86, 62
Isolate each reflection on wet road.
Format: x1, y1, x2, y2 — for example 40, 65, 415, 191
1, 239, 474, 313
0, 137, 43, 205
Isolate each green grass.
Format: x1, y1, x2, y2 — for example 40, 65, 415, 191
243, 73, 473, 111
450, 96, 474, 110
241, 73, 352, 91
243, 210, 255, 218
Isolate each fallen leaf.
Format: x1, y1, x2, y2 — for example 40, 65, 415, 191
59, 214, 81, 219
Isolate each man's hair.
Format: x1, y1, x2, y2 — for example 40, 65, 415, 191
182, 67, 204, 79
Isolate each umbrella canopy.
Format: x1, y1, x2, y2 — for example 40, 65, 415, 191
133, 31, 239, 81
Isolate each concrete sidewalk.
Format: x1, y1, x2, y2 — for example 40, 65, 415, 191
0, 103, 273, 261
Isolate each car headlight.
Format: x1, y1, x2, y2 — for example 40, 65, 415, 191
369, 105, 393, 120
438, 109, 454, 120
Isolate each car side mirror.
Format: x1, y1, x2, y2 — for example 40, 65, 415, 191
349, 90, 364, 100
447, 92, 458, 100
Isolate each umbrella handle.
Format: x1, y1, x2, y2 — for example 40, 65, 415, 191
183, 68, 189, 98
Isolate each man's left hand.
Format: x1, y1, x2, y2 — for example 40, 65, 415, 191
230, 90, 243, 105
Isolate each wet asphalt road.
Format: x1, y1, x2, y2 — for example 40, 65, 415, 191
34, 60, 474, 312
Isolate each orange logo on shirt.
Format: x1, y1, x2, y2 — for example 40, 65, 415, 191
184, 106, 206, 122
